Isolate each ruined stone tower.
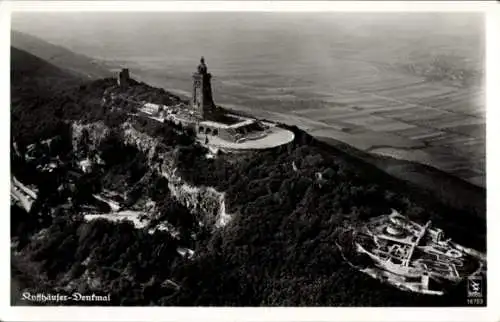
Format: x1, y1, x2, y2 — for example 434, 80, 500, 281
192, 57, 215, 118
117, 68, 130, 89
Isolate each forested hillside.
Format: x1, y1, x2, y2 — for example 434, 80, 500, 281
10, 46, 486, 307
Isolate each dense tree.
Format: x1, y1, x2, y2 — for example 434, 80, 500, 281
11, 71, 486, 307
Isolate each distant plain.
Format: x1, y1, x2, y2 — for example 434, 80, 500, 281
12, 12, 486, 187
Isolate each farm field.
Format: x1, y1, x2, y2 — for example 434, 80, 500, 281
208, 60, 485, 187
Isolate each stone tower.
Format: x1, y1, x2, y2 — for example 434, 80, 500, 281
192, 57, 215, 118
117, 68, 130, 89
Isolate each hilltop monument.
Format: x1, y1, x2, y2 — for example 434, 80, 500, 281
138, 56, 295, 151
192, 57, 215, 118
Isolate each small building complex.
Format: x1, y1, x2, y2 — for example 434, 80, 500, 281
135, 57, 294, 151
336, 209, 486, 295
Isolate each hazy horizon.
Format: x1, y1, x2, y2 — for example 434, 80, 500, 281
11, 12, 485, 100
11, 12, 483, 64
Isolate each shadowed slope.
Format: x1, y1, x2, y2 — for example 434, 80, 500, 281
11, 46, 83, 91
11, 30, 112, 80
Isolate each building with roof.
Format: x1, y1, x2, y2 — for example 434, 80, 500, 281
141, 103, 164, 116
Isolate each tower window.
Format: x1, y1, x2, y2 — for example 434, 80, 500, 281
213, 129, 218, 136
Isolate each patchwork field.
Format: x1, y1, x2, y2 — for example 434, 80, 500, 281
206, 61, 485, 188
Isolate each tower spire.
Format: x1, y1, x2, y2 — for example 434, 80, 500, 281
192, 56, 215, 118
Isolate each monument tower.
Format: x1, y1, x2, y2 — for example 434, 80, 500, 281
192, 57, 215, 118
117, 68, 130, 89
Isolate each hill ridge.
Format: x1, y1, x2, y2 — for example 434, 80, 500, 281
11, 30, 112, 80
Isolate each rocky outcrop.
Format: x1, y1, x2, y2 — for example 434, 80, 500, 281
72, 121, 232, 228
166, 179, 231, 228
120, 123, 232, 228
71, 121, 110, 152
120, 122, 165, 162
